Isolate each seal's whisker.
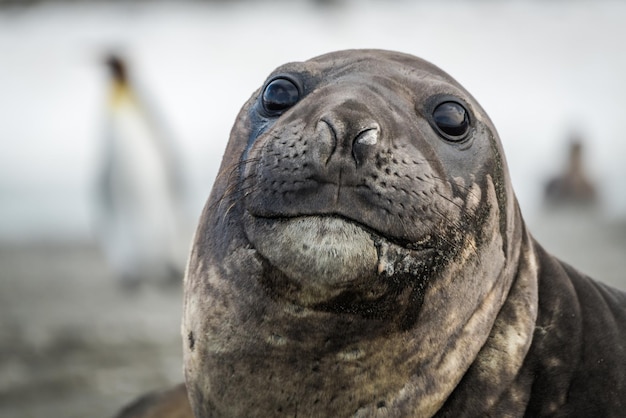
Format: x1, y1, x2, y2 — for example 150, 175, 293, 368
211, 181, 256, 215
207, 179, 251, 216
214, 157, 261, 184
426, 203, 480, 257
436, 191, 465, 213
206, 158, 262, 215
429, 174, 482, 204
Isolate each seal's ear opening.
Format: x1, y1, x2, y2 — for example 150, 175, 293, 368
261, 76, 302, 116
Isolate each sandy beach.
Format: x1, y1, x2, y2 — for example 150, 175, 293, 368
0, 242, 184, 418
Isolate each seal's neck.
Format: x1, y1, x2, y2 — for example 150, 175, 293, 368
434, 221, 539, 416
358, 207, 538, 417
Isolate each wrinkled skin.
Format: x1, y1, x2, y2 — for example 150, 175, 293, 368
182, 50, 626, 417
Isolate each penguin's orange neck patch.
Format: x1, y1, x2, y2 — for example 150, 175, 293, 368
109, 80, 133, 106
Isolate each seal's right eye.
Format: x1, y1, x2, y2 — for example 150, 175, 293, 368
262, 78, 300, 115
432, 101, 470, 141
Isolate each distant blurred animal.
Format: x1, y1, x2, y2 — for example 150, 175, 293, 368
96, 54, 188, 288
544, 136, 597, 205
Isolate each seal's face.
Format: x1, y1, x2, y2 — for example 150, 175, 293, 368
240, 50, 504, 325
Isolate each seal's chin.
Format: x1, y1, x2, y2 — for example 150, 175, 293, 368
244, 214, 378, 304
243, 213, 437, 308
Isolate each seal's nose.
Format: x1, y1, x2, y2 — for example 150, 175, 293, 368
314, 100, 381, 168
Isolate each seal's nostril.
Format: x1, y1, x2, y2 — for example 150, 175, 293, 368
355, 127, 379, 146
352, 124, 381, 167
319, 118, 338, 142
316, 118, 339, 166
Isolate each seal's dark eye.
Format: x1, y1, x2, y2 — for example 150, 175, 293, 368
262, 78, 300, 115
432, 101, 470, 141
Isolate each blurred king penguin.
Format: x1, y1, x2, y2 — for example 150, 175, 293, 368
96, 54, 189, 288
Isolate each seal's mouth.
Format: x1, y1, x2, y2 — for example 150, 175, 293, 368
254, 212, 437, 251
243, 212, 443, 312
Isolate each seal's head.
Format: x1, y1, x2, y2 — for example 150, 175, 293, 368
183, 50, 536, 417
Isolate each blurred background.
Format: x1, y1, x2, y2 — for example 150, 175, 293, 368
1, 0, 625, 417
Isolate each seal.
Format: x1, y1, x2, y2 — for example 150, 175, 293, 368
182, 49, 626, 417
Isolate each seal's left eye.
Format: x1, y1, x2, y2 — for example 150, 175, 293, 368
432, 101, 470, 141
262, 78, 300, 115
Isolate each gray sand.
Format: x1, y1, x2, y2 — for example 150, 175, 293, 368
0, 242, 183, 418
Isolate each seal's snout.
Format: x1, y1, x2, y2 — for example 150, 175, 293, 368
241, 57, 477, 245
